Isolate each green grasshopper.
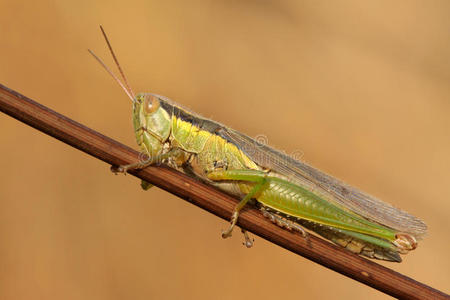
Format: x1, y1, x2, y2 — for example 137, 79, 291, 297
89, 27, 426, 262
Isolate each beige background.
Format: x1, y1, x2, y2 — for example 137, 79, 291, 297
1, 1, 449, 299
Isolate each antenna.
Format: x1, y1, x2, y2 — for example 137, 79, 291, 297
99, 26, 135, 99
88, 49, 134, 101
88, 26, 136, 101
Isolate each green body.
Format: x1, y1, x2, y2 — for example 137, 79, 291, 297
90, 27, 424, 262
130, 93, 423, 262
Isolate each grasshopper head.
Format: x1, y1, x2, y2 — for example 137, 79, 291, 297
89, 27, 171, 159
133, 93, 171, 159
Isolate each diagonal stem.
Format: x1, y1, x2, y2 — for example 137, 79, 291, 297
0, 83, 448, 300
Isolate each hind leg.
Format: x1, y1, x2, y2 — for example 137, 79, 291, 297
207, 170, 269, 246
220, 179, 267, 239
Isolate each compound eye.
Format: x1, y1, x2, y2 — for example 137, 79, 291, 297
143, 94, 160, 114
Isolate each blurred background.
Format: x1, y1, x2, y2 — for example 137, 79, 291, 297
0, 1, 449, 299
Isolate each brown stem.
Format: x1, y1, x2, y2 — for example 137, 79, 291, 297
0, 83, 448, 300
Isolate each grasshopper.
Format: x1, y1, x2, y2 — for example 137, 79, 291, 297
89, 27, 426, 262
